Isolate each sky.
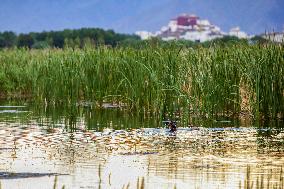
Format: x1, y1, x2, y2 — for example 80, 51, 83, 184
0, 0, 283, 35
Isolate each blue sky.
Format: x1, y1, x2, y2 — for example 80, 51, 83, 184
0, 0, 283, 34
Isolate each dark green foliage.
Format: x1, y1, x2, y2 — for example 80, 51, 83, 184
17, 34, 35, 48
250, 36, 270, 44
0, 36, 5, 48
0, 27, 272, 49
0, 28, 140, 49
0, 31, 17, 48
202, 36, 249, 47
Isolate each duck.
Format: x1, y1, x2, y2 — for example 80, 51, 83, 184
167, 121, 177, 132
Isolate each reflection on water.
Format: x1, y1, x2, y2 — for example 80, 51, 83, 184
0, 102, 283, 189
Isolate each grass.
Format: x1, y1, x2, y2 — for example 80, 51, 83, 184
0, 43, 283, 120
240, 166, 284, 189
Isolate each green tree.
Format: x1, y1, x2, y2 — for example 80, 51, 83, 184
51, 32, 64, 48
17, 34, 35, 48
0, 36, 5, 48
3, 31, 17, 47
0, 31, 17, 48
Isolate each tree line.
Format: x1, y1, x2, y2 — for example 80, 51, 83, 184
0, 28, 140, 49
0, 27, 269, 49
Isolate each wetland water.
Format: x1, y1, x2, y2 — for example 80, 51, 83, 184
0, 102, 284, 189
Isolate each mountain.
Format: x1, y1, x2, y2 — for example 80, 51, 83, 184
0, 0, 283, 35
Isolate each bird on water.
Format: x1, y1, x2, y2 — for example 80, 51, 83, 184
167, 120, 177, 132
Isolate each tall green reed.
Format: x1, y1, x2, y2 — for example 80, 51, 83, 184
0, 44, 283, 120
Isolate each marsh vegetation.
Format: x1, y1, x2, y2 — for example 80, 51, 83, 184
0, 43, 283, 121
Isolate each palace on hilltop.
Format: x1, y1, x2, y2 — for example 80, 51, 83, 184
136, 13, 249, 42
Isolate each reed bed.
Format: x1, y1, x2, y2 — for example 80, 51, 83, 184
0, 44, 283, 120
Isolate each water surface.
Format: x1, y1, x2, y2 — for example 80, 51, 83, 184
0, 102, 283, 189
